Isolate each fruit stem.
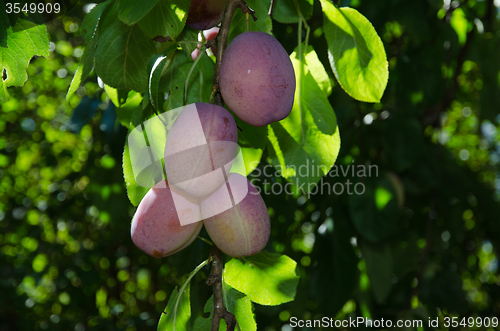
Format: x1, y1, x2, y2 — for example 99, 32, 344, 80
197, 235, 213, 246
245, 12, 250, 32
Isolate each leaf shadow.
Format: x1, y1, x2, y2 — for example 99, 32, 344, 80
331, 11, 373, 69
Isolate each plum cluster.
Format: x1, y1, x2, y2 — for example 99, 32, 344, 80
131, 103, 270, 258
131, 4, 296, 258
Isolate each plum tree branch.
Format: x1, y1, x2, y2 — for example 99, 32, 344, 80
210, 0, 255, 105
206, 245, 236, 331
206, 1, 256, 330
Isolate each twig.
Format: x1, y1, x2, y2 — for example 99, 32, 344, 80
206, 245, 236, 331
206, 0, 256, 329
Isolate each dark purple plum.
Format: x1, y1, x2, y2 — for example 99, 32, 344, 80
187, 0, 228, 30
219, 32, 296, 127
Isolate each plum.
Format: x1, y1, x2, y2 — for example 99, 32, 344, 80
202, 173, 270, 257
219, 31, 296, 127
131, 180, 202, 258
187, 0, 228, 30
164, 103, 238, 198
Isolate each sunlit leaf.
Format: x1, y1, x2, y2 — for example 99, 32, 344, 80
321, 1, 388, 102
267, 46, 340, 195
0, 18, 49, 101
157, 285, 191, 331
224, 251, 299, 306
158, 260, 208, 331
104, 84, 129, 108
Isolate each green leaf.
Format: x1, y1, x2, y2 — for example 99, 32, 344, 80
305, 48, 332, 96
123, 137, 152, 206
177, 26, 199, 56
104, 84, 129, 107
157, 285, 191, 331
148, 45, 177, 110
68, 1, 109, 103
81, 35, 98, 81
223, 285, 257, 331
228, 0, 272, 43
359, 240, 393, 304
66, 65, 82, 104
191, 298, 213, 331
81, 1, 109, 43
67, 36, 98, 102
160, 51, 214, 111
158, 260, 208, 331
116, 91, 143, 127
192, 286, 257, 331
0, 18, 49, 102
138, 0, 190, 40
272, 0, 313, 23
230, 117, 267, 176
66, 35, 98, 103
450, 7, 468, 46
235, 116, 268, 150
97, 0, 121, 33
224, 251, 299, 306
320, 1, 388, 102
231, 147, 263, 176
94, 21, 156, 93
229, 145, 263, 177
267, 46, 340, 195
348, 176, 399, 243
118, 0, 159, 25
122, 106, 158, 206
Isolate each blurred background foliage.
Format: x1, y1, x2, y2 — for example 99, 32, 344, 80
1, 0, 500, 330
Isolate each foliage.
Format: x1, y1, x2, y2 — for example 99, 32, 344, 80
1, 0, 500, 330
